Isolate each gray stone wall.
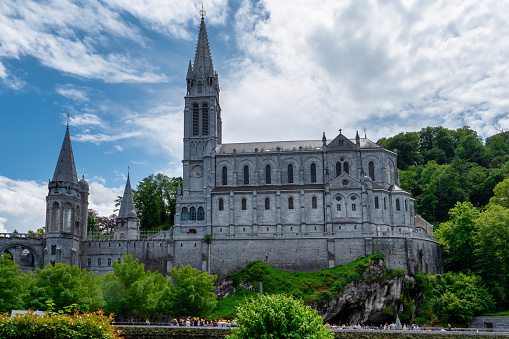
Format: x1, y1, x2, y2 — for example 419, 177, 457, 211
470, 317, 509, 329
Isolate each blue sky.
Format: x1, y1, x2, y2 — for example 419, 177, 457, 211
1, 0, 509, 233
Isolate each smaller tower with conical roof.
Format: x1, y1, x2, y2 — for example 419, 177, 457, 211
114, 171, 140, 240
45, 125, 88, 267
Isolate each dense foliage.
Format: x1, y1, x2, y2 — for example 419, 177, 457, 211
0, 311, 122, 339
378, 126, 509, 223
133, 173, 182, 230
414, 272, 495, 324
0, 254, 216, 320
226, 294, 333, 339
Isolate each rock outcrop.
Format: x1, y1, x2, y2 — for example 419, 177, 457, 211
214, 257, 410, 325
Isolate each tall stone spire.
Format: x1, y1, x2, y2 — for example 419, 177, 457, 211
192, 17, 214, 78
117, 172, 137, 220
52, 126, 78, 184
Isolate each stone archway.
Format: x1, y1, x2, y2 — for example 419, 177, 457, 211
1, 243, 42, 271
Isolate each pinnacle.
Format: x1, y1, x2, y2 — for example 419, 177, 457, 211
52, 126, 78, 184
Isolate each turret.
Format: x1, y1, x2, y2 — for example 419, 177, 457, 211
114, 171, 140, 240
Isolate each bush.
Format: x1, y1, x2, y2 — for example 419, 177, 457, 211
226, 294, 333, 339
0, 310, 122, 339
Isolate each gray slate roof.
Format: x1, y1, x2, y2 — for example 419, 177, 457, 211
52, 126, 78, 184
216, 138, 381, 154
117, 174, 138, 220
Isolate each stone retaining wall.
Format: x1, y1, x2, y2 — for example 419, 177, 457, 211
470, 317, 509, 330
118, 326, 509, 339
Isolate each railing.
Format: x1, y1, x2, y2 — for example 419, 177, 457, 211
86, 230, 171, 241
0, 233, 43, 239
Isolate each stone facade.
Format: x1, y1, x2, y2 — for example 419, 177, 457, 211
0, 17, 442, 279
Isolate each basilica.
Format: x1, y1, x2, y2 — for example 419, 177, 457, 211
0, 16, 442, 278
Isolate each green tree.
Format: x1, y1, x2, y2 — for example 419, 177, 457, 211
417, 272, 495, 323
168, 265, 217, 317
474, 204, 509, 308
418, 126, 455, 164
102, 254, 168, 318
0, 254, 29, 312
26, 263, 103, 312
134, 174, 183, 230
377, 131, 423, 169
227, 294, 333, 339
87, 209, 100, 233
435, 202, 480, 272
488, 177, 509, 208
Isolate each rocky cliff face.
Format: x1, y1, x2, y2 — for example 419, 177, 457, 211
214, 258, 410, 325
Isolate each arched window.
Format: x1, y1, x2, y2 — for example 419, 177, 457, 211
405, 200, 408, 211
63, 203, 72, 233
181, 207, 188, 221
288, 197, 294, 210
218, 198, 224, 211
118, 258, 121, 264
265, 197, 270, 210
375, 197, 379, 209
222, 166, 227, 185
98, 258, 101, 266
192, 103, 199, 136
51, 202, 59, 233
312, 196, 317, 209
369, 161, 375, 181
343, 162, 349, 174
242, 198, 247, 210
335, 162, 341, 177
197, 207, 205, 221
87, 258, 91, 266
201, 102, 208, 136
288, 164, 294, 184
189, 207, 197, 221
108, 258, 112, 266
384, 198, 387, 210
396, 199, 400, 211
265, 164, 271, 184
310, 163, 317, 183
244, 165, 249, 185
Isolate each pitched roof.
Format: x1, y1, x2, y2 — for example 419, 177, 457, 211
117, 173, 138, 220
52, 126, 78, 184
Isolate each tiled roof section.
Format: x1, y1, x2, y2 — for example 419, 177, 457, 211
117, 174, 138, 220
52, 126, 78, 184
216, 138, 381, 154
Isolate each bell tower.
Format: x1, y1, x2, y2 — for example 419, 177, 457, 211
44, 124, 88, 267
177, 13, 220, 235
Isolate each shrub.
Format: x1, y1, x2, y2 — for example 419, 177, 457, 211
0, 310, 122, 339
226, 294, 333, 339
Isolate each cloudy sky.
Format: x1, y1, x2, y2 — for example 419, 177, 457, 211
1, 0, 508, 233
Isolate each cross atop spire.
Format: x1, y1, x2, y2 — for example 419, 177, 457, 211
200, 2, 206, 18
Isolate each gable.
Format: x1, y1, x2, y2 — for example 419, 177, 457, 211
327, 133, 356, 150
329, 173, 361, 190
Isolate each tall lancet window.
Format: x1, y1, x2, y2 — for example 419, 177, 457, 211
192, 103, 199, 136
288, 164, 294, 184
336, 162, 341, 177
369, 161, 375, 181
266, 165, 271, 184
310, 163, 317, 183
197, 207, 205, 221
244, 165, 250, 185
343, 162, 349, 174
202, 102, 209, 136
189, 207, 197, 221
222, 166, 227, 185
63, 203, 72, 233
51, 202, 60, 233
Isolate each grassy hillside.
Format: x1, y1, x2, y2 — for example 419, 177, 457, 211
209, 254, 404, 319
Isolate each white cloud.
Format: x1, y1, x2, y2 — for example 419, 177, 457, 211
220, 0, 509, 142
0, 176, 47, 233
0, 217, 8, 233
56, 84, 89, 102
88, 181, 123, 217
0, 0, 167, 84
67, 113, 104, 128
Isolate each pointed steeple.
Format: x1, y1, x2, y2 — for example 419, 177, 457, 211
186, 60, 193, 79
117, 171, 138, 220
52, 126, 78, 184
192, 17, 214, 78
